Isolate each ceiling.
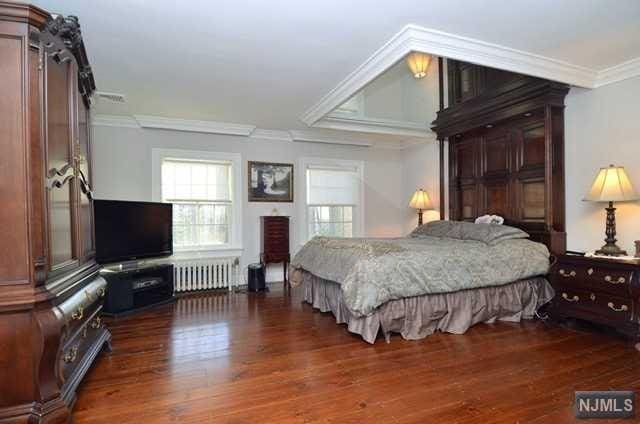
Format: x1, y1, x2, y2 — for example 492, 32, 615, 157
34, 0, 640, 132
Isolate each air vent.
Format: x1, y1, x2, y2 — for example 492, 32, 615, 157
95, 91, 126, 103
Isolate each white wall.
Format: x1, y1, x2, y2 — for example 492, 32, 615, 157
91, 125, 405, 281
396, 60, 442, 233
565, 76, 640, 254
400, 140, 441, 234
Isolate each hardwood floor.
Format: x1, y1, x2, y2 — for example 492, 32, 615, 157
74, 283, 640, 423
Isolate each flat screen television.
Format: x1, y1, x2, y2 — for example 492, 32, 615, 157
94, 199, 173, 264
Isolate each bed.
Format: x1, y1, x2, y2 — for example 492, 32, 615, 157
290, 221, 554, 343
290, 69, 569, 343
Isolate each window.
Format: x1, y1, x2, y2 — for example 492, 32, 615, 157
153, 149, 242, 253
161, 159, 232, 248
302, 159, 364, 241
308, 205, 353, 238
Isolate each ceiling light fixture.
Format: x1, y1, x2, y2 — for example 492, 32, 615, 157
405, 51, 431, 79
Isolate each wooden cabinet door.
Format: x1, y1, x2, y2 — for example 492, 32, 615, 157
76, 93, 95, 261
46, 56, 78, 272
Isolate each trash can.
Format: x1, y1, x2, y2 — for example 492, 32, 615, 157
247, 263, 266, 292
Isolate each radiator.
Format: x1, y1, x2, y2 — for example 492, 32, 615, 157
173, 257, 239, 293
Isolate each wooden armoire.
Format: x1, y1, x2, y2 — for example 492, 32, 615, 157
0, 2, 110, 422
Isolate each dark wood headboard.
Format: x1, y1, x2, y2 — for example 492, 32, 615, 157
431, 62, 570, 255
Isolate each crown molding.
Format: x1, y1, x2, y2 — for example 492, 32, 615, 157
249, 128, 292, 142
300, 24, 606, 127
595, 57, 640, 87
133, 115, 256, 136
315, 115, 432, 138
289, 130, 372, 147
91, 114, 139, 128
90, 114, 383, 147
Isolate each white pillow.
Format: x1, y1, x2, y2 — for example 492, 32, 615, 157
475, 214, 504, 225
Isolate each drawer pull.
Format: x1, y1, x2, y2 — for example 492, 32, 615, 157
71, 306, 84, 321
562, 293, 579, 302
590, 293, 596, 301
607, 302, 628, 312
587, 268, 594, 275
90, 317, 102, 329
63, 346, 79, 363
604, 275, 626, 284
559, 269, 576, 278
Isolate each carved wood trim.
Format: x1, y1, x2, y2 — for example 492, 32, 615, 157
47, 174, 75, 190
77, 168, 93, 200
47, 162, 74, 179
40, 14, 94, 107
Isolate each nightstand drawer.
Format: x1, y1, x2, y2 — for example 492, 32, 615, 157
555, 285, 632, 324
551, 263, 633, 296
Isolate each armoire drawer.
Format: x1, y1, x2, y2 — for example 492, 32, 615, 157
59, 313, 106, 382
55, 276, 107, 342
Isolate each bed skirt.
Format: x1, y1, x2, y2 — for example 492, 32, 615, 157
300, 271, 554, 344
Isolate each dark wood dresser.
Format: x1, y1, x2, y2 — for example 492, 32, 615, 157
0, 3, 110, 421
260, 216, 290, 285
548, 254, 640, 348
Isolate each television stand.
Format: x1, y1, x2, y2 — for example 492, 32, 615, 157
101, 263, 174, 317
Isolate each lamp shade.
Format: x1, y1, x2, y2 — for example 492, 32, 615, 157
406, 52, 431, 79
584, 165, 639, 202
409, 189, 433, 210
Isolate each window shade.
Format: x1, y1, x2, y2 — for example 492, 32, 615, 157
162, 159, 231, 202
306, 166, 360, 205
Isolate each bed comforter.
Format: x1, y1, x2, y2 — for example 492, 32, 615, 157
290, 234, 549, 317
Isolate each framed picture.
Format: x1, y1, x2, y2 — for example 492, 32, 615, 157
248, 161, 294, 202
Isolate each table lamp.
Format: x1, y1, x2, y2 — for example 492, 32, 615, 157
409, 189, 433, 226
584, 165, 639, 256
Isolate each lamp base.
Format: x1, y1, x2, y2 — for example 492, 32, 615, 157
596, 201, 626, 256
595, 244, 627, 256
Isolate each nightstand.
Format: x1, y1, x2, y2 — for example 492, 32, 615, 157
547, 254, 640, 349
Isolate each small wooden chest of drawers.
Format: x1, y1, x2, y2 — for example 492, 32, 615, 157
260, 216, 290, 284
547, 254, 640, 346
